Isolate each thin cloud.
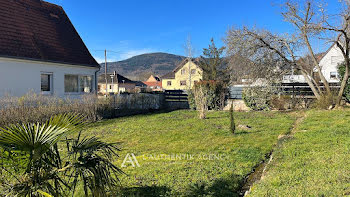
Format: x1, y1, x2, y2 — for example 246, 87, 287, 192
119, 48, 156, 60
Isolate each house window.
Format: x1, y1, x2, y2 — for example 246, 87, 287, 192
41, 73, 52, 93
80, 76, 92, 93
109, 85, 113, 90
181, 69, 186, 75
191, 69, 196, 74
331, 56, 342, 64
180, 80, 186, 86
330, 72, 338, 79
65, 75, 79, 92
167, 81, 172, 86
65, 75, 93, 93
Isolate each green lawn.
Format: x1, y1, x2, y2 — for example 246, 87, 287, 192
249, 109, 350, 196
83, 110, 295, 196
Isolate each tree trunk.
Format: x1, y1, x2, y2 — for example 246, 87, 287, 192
300, 70, 321, 100
336, 63, 349, 107
304, 35, 332, 95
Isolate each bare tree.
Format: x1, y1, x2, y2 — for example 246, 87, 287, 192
225, 0, 350, 106
316, 0, 350, 106
184, 35, 195, 88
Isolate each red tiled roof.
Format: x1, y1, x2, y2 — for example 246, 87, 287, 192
143, 81, 162, 88
0, 0, 99, 67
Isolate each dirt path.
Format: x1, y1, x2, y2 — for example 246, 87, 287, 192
240, 112, 307, 196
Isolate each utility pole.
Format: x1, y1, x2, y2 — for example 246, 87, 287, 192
105, 49, 108, 95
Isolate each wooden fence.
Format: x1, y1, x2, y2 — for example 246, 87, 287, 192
164, 90, 188, 102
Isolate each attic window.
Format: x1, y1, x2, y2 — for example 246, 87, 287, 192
331, 56, 342, 64
50, 13, 59, 19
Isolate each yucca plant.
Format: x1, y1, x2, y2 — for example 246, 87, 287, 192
65, 132, 124, 197
0, 113, 123, 197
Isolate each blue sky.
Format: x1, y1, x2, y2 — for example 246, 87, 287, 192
46, 0, 340, 63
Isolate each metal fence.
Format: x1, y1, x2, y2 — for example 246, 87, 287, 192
228, 83, 341, 99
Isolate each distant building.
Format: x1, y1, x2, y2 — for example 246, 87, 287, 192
282, 75, 306, 83
143, 75, 162, 91
283, 44, 343, 84
98, 73, 136, 94
318, 44, 342, 83
0, 0, 100, 97
162, 59, 203, 90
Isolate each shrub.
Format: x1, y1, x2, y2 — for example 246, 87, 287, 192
193, 84, 209, 119
0, 93, 111, 127
242, 85, 278, 111
187, 90, 196, 110
338, 63, 350, 103
269, 95, 292, 110
188, 80, 226, 111
313, 93, 337, 109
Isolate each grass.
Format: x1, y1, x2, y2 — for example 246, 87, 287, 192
83, 110, 295, 196
249, 109, 350, 196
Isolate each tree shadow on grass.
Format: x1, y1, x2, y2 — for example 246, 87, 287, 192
119, 185, 171, 197
184, 174, 244, 197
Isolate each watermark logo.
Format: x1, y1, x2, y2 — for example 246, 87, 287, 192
121, 153, 140, 168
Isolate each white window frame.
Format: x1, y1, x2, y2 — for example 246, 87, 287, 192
330, 71, 338, 79
41, 72, 53, 95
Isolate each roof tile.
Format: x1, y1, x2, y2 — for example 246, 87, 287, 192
0, 0, 99, 67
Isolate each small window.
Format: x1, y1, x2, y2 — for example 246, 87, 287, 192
181, 69, 186, 75
180, 80, 186, 86
331, 56, 342, 64
41, 73, 52, 93
191, 69, 196, 74
330, 72, 338, 79
167, 81, 172, 86
109, 85, 113, 90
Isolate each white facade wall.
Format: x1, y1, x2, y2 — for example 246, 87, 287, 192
318, 44, 343, 83
0, 57, 99, 98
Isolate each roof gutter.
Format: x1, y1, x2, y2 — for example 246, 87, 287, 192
94, 67, 100, 96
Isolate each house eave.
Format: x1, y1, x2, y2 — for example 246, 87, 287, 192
0, 55, 100, 69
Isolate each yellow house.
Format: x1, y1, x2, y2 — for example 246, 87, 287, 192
162, 58, 203, 90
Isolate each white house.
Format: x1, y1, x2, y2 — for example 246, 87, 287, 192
318, 44, 343, 83
0, 0, 100, 98
283, 44, 343, 84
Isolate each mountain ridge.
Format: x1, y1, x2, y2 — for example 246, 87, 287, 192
99, 52, 186, 81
